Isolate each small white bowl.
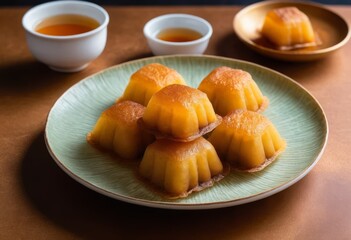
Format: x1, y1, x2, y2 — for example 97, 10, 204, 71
143, 14, 213, 55
22, 1, 109, 72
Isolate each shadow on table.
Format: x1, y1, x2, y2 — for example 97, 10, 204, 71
20, 131, 315, 239
0, 60, 65, 92
215, 31, 336, 84
0, 57, 138, 109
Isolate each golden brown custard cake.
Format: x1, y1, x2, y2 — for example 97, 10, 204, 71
139, 137, 224, 198
261, 7, 317, 50
208, 110, 286, 172
198, 66, 268, 116
139, 84, 222, 142
118, 63, 186, 106
87, 101, 154, 160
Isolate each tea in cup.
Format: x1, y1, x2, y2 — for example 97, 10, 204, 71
22, 0, 109, 72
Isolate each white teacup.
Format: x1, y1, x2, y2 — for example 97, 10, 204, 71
22, 0, 109, 72
143, 13, 213, 56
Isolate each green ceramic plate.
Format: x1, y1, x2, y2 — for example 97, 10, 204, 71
45, 55, 328, 209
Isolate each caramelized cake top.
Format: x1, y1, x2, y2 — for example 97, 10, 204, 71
223, 110, 271, 136
152, 84, 209, 107
269, 7, 309, 24
146, 137, 213, 159
130, 63, 185, 87
200, 66, 253, 91
103, 101, 145, 126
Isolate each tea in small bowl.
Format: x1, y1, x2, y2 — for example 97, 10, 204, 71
22, 0, 109, 72
143, 14, 213, 55
35, 14, 100, 36
157, 28, 203, 42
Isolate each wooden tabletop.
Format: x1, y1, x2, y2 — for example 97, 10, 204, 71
1, 5, 350, 239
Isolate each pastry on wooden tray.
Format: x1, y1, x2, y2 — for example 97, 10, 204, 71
139, 137, 225, 198
261, 7, 318, 50
87, 101, 154, 160
138, 84, 222, 142
198, 66, 268, 116
208, 110, 286, 172
118, 63, 186, 106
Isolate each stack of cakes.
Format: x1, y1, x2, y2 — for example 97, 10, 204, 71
138, 83, 225, 198
87, 63, 286, 199
198, 66, 286, 172
88, 63, 225, 198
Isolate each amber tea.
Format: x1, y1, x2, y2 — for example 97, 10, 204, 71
35, 14, 100, 36
157, 28, 203, 42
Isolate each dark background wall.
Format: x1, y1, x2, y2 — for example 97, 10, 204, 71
2, 0, 351, 6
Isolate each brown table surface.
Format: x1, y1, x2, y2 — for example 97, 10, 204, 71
1, 4, 351, 240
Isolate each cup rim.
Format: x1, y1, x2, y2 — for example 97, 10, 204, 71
22, 0, 109, 40
143, 13, 213, 46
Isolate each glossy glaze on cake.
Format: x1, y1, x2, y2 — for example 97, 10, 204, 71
87, 101, 154, 160
139, 84, 222, 142
118, 63, 186, 106
208, 110, 286, 172
198, 66, 268, 116
139, 137, 224, 198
